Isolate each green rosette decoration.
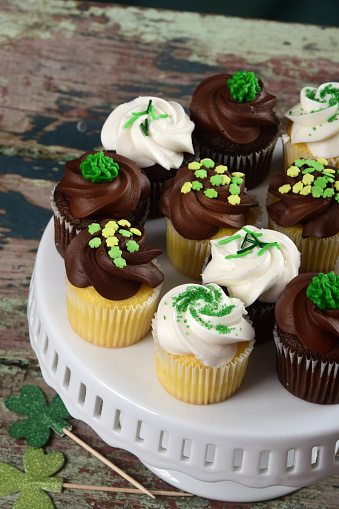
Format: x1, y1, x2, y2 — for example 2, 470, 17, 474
80, 151, 119, 183
228, 71, 261, 102
306, 271, 339, 310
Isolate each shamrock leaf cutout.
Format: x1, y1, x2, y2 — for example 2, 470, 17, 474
5, 385, 72, 447
0, 448, 64, 509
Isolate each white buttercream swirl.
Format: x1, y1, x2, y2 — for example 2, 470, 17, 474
285, 82, 339, 158
202, 226, 300, 307
101, 96, 195, 170
156, 283, 255, 367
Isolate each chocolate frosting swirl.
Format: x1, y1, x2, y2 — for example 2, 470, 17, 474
267, 161, 339, 238
158, 162, 259, 240
56, 151, 151, 218
65, 220, 164, 300
190, 74, 279, 145
275, 273, 339, 353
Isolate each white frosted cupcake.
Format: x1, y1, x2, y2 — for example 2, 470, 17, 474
152, 283, 255, 404
101, 96, 195, 217
283, 82, 339, 170
202, 226, 300, 343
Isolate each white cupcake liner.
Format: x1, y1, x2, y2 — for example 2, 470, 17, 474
66, 277, 162, 348
152, 316, 254, 404
273, 325, 339, 404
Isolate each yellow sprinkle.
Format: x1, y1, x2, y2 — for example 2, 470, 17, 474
102, 227, 117, 238
106, 236, 119, 247
278, 184, 291, 194
287, 165, 300, 177
231, 172, 245, 178
300, 185, 312, 195
181, 182, 192, 194
302, 173, 314, 185
221, 175, 231, 185
214, 165, 228, 174
292, 181, 304, 194
105, 220, 118, 231
335, 181, 339, 191
228, 195, 240, 205
130, 227, 142, 236
324, 168, 335, 174
188, 162, 201, 170
316, 157, 328, 165
118, 219, 131, 227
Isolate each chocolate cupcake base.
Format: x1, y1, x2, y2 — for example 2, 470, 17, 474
274, 325, 339, 405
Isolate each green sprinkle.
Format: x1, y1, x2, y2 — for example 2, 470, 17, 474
114, 257, 127, 268
140, 122, 149, 136
192, 180, 203, 191
229, 183, 240, 195
210, 174, 223, 186
200, 158, 215, 168
257, 242, 281, 256
204, 188, 218, 198
323, 188, 335, 198
119, 229, 133, 237
88, 223, 101, 235
89, 237, 101, 248
218, 234, 242, 245
195, 169, 208, 179
126, 240, 139, 252
108, 246, 122, 259
225, 249, 251, 259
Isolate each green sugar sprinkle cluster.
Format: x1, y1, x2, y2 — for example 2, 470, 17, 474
80, 151, 119, 183
278, 158, 339, 202
219, 226, 280, 259
304, 85, 339, 123
124, 99, 169, 137
171, 284, 235, 335
306, 271, 339, 310
227, 71, 261, 102
87, 220, 142, 268
181, 158, 245, 205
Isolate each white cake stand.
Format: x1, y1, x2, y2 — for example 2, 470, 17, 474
27, 142, 339, 502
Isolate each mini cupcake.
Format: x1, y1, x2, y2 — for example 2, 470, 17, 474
189, 71, 279, 189
202, 225, 300, 343
274, 272, 339, 404
65, 219, 164, 348
101, 96, 195, 217
283, 82, 339, 170
51, 151, 151, 258
152, 282, 255, 404
267, 157, 339, 273
158, 158, 260, 280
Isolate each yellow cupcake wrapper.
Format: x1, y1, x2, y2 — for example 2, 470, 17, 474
152, 317, 255, 405
66, 278, 162, 348
282, 138, 339, 174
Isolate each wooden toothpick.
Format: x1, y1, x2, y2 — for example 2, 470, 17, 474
62, 427, 154, 499
63, 483, 193, 497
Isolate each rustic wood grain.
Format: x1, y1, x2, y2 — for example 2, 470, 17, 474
1, 1, 339, 507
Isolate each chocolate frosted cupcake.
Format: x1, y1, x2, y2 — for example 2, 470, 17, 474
158, 158, 260, 280
51, 151, 150, 257
190, 71, 279, 189
283, 82, 339, 171
267, 157, 339, 273
65, 219, 164, 347
274, 272, 339, 404
202, 226, 300, 343
101, 96, 195, 218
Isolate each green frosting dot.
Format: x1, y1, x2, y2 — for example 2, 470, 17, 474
227, 71, 260, 102
80, 151, 119, 183
306, 272, 339, 310
126, 240, 139, 252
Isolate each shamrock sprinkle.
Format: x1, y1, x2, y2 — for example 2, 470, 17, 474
204, 188, 218, 198
89, 237, 101, 248
126, 240, 139, 252
5, 385, 72, 447
0, 448, 64, 509
200, 158, 215, 168
108, 246, 122, 259
88, 223, 101, 235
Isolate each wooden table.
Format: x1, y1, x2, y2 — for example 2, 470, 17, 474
1, 1, 339, 507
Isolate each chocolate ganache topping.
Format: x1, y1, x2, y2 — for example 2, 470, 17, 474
55, 151, 150, 218
190, 72, 279, 145
275, 272, 339, 353
158, 158, 259, 240
65, 219, 164, 300
267, 158, 339, 238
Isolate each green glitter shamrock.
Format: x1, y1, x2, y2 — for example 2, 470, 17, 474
306, 272, 339, 310
5, 385, 72, 448
80, 151, 119, 183
228, 71, 260, 102
0, 448, 64, 509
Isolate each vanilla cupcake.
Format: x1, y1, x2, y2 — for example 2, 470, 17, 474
283, 82, 339, 170
267, 157, 339, 273
158, 158, 260, 280
202, 225, 300, 343
101, 96, 195, 217
65, 219, 164, 347
274, 272, 339, 404
152, 283, 255, 404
